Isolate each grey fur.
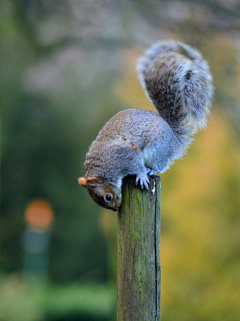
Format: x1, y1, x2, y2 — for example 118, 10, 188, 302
80, 40, 213, 210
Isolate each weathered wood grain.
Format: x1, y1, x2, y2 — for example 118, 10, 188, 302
117, 175, 161, 321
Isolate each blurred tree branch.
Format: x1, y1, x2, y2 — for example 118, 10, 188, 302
7, 0, 240, 139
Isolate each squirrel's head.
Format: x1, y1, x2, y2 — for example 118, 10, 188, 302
78, 176, 122, 211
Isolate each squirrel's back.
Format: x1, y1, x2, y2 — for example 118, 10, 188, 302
137, 40, 213, 142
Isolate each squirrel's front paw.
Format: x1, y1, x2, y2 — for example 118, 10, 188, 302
135, 173, 150, 190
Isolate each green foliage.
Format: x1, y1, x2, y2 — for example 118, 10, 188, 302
1, 1, 240, 320
0, 276, 115, 321
1, 1, 119, 283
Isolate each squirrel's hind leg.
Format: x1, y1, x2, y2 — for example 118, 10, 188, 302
142, 141, 172, 175
116, 145, 150, 189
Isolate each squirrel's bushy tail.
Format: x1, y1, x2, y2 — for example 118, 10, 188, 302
137, 40, 213, 140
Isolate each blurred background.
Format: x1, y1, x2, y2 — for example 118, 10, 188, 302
1, 0, 240, 320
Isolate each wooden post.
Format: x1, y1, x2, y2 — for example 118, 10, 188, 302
117, 175, 161, 321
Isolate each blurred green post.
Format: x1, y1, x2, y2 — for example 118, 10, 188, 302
23, 200, 54, 283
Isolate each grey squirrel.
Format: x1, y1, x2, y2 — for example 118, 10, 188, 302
78, 40, 213, 211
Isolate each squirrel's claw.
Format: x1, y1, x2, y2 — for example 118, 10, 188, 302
135, 173, 150, 190
147, 169, 156, 176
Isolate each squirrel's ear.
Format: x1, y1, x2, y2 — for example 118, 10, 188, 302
85, 177, 105, 188
78, 176, 104, 188
78, 177, 87, 187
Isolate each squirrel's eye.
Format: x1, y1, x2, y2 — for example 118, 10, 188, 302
105, 193, 112, 202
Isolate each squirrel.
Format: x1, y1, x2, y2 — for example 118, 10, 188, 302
78, 40, 213, 211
